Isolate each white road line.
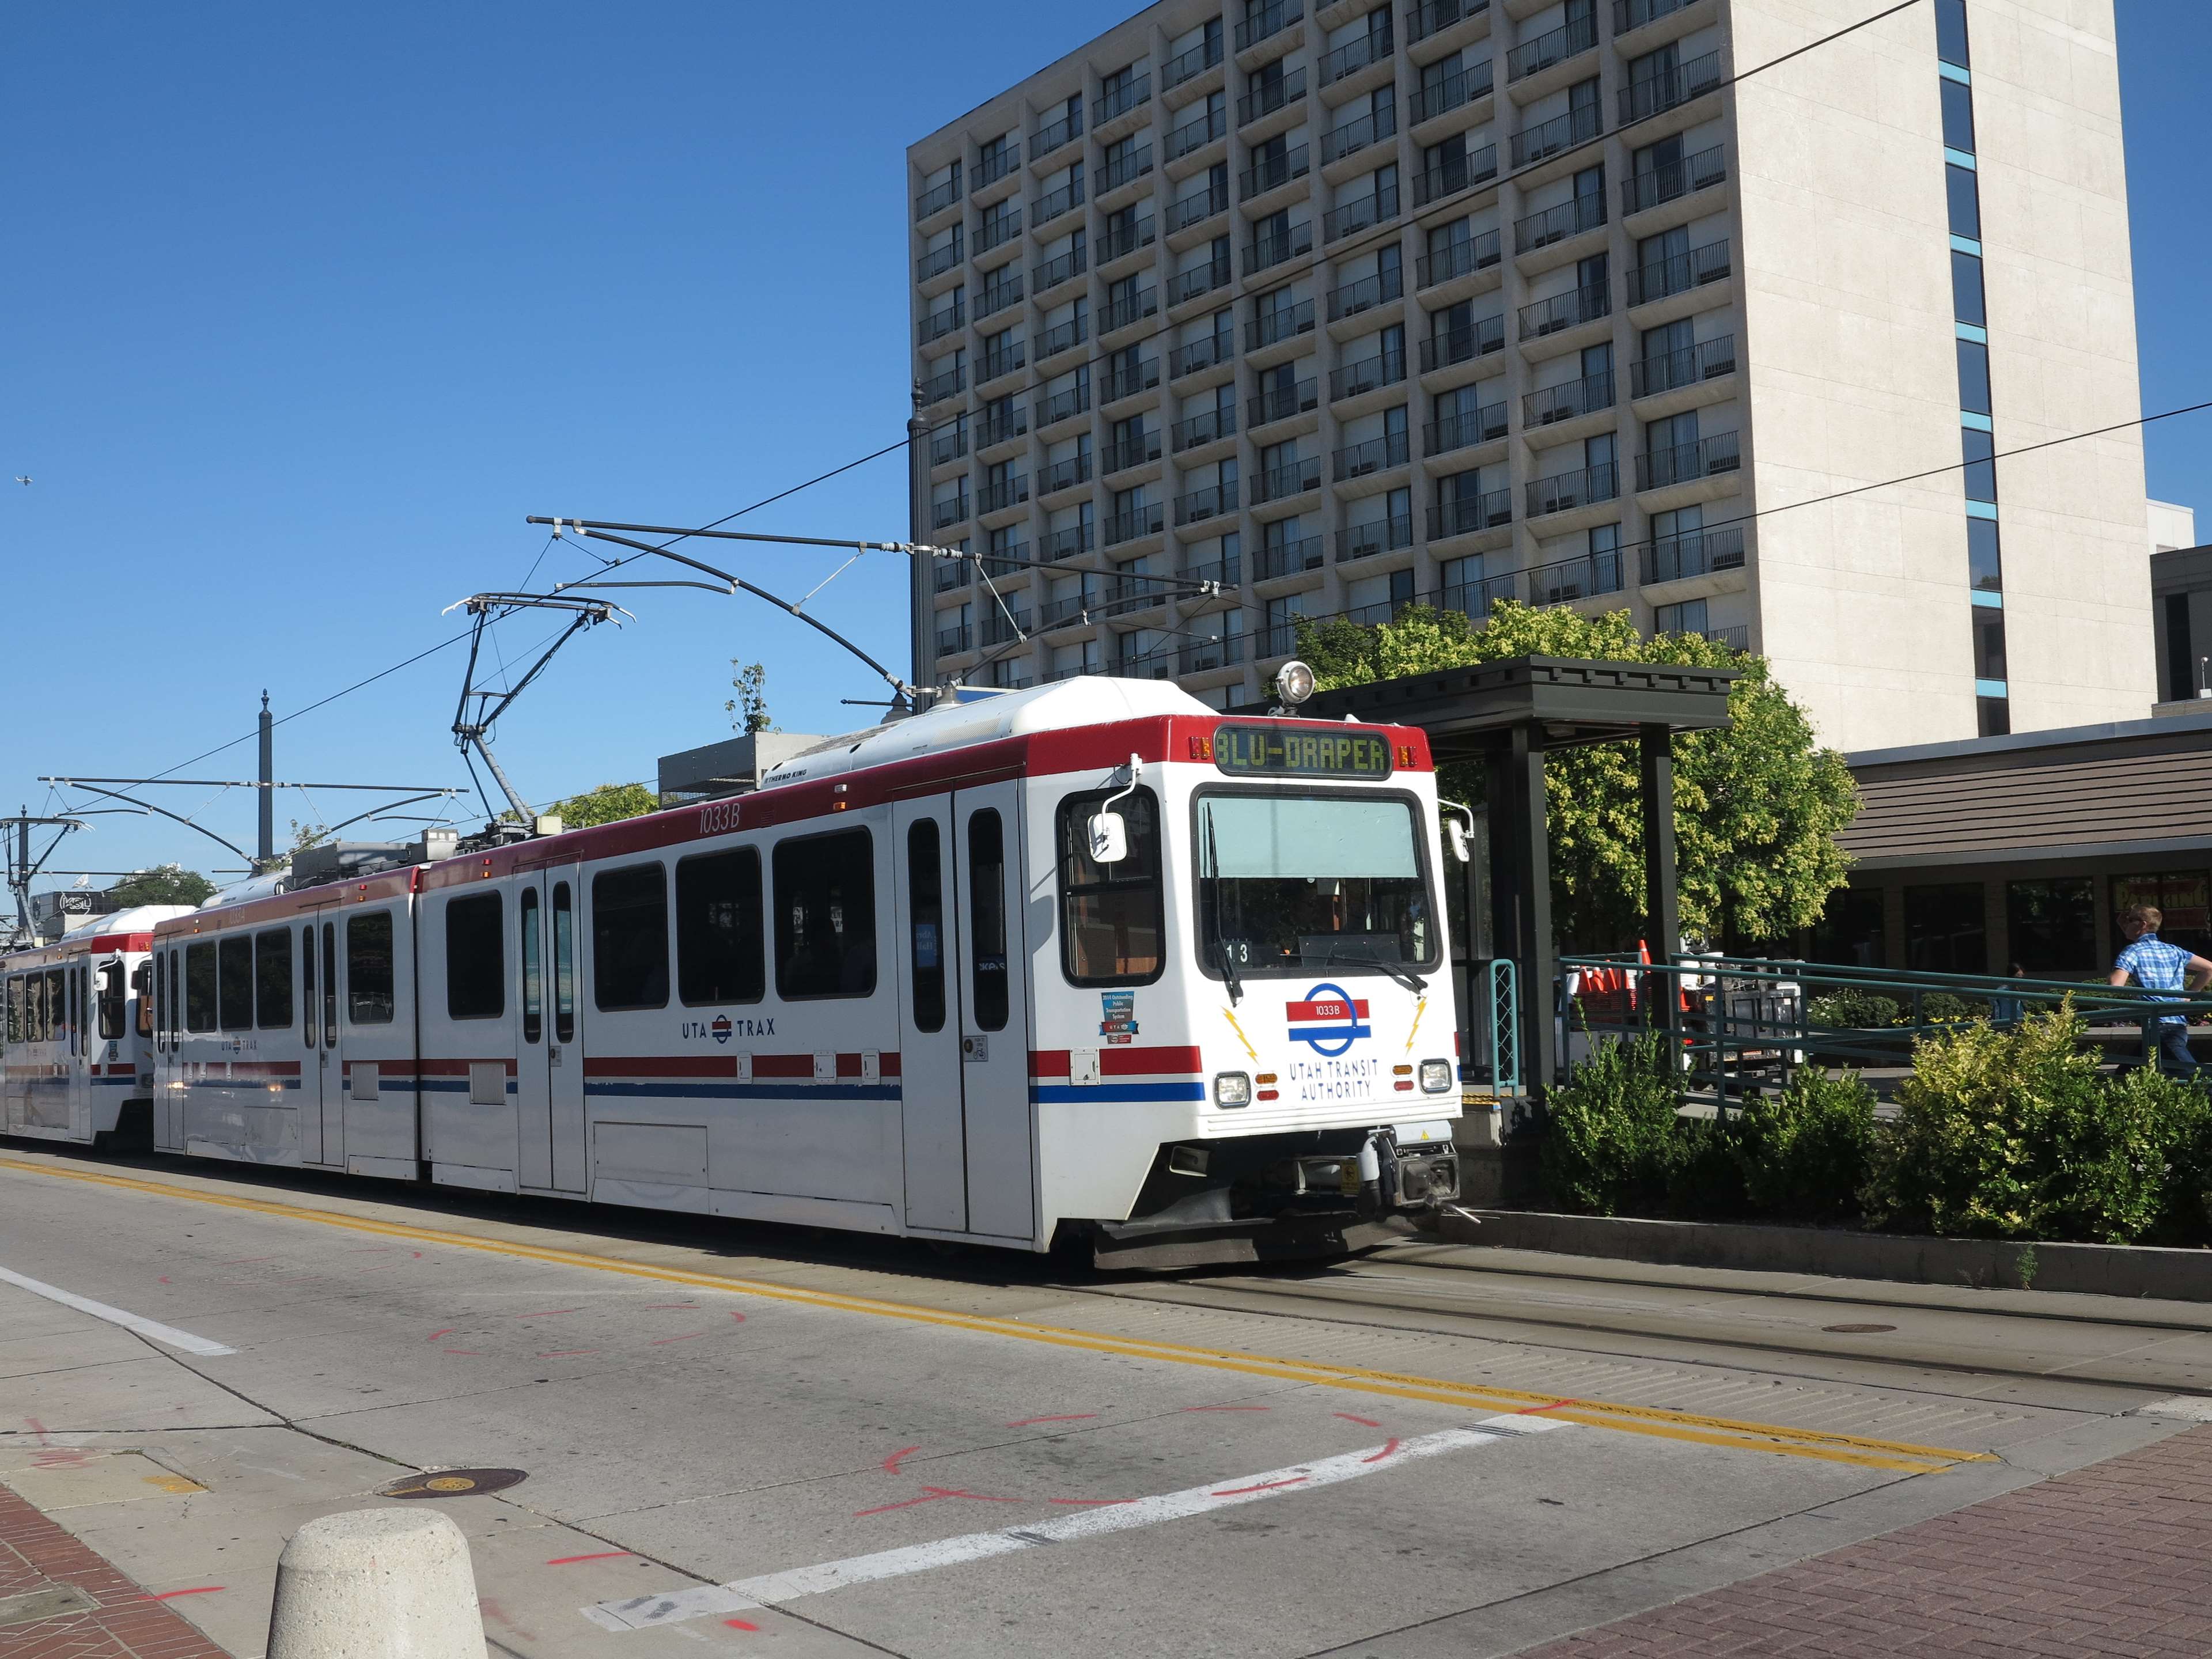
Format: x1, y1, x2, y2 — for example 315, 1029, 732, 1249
0, 1264, 237, 1357
584, 1416, 1566, 1632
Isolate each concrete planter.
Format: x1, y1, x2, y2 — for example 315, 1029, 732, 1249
1437, 1209, 2212, 1302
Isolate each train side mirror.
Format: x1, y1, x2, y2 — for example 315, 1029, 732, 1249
1446, 820, 1472, 865
1088, 812, 1129, 865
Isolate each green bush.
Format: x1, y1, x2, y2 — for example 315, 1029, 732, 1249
1732, 1070, 1877, 1222
1806, 989, 1902, 1030
1665, 1116, 1749, 1218
1918, 991, 1991, 1024
1538, 1028, 1681, 1215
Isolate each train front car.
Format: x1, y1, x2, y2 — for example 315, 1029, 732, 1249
1027, 690, 1463, 1268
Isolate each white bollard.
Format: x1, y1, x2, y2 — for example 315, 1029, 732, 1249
266, 1508, 487, 1659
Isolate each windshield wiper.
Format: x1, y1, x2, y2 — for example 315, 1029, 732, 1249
1203, 806, 1243, 1006
1310, 937, 1427, 997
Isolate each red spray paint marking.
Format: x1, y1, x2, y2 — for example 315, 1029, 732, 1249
853, 1486, 1020, 1517
724, 1618, 760, 1631
729, 1310, 746, 1323
1007, 1414, 1099, 1427
148, 1587, 223, 1600
881, 1446, 921, 1475
1334, 1413, 1383, 1428
426, 1328, 457, 1342
548, 1551, 633, 1566
1361, 1438, 1402, 1464
1211, 1477, 1307, 1497
537, 1350, 601, 1359
1516, 1399, 1577, 1415
1183, 1404, 1271, 1412
647, 1331, 709, 1345
157, 1276, 171, 1285
512, 1308, 584, 1319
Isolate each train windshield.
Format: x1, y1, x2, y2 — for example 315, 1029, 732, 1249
1195, 793, 1435, 978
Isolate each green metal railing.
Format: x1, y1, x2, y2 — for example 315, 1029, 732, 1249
1557, 953, 2212, 1108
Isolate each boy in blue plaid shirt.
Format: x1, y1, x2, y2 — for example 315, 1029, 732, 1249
2107, 905, 2212, 1076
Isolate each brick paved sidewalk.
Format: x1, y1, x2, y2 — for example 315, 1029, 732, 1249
0, 1479, 230, 1659
1523, 1423, 2212, 1657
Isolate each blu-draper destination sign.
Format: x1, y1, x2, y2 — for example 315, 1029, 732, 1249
1210, 724, 1395, 779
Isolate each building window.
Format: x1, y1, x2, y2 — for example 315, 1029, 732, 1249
2113, 872, 2212, 957
1950, 251, 1985, 325
2005, 879, 2095, 976
1935, 0, 1970, 68
1940, 79, 1976, 153
1945, 164, 1980, 241
1956, 339, 1992, 415
1809, 887, 1886, 969
1976, 696, 2010, 737
1904, 882, 1986, 974
1961, 427, 1997, 502
1967, 518, 2003, 591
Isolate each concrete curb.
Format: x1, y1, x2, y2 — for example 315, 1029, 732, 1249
266, 1508, 486, 1659
1437, 1210, 2212, 1301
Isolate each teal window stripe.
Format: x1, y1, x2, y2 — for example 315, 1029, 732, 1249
1950, 234, 1982, 257
1966, 500, 1999, 521
1961, 410, 1993, 431
1971, 589, 2003, 609
1956, 322, 1988, 344
1975, 678, 2008, 699
1945, 147, 1977, 170
1940, 62, 1971, 86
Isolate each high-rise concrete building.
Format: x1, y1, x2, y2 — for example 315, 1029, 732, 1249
905, 0, 2154, 748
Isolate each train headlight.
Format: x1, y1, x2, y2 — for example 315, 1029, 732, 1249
1273, 660, 1316, 706
1213, 1071, 1251, 1108
1419, 1059, 1453, 1093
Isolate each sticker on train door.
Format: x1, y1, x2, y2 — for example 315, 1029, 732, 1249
1099, 990, 1138, 1044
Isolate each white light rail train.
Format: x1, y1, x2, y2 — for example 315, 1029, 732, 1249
4, 679, 1464, 1264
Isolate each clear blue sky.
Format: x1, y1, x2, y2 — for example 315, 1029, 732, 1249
4, 1, 2206, 888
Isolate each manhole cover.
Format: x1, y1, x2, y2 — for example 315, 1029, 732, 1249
377, 1467, 528, 1499
1821, 1323, 1897, 1335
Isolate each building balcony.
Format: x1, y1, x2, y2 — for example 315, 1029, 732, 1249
1320, 104, 1396, 166
1237, 65, 1308, 127
1236, 0, 1304, 55
1627, 237, 1732, 306
1104, 502, 1166, 546
921, 363, 967, 404
1033, 245, 1088, 296
975, 145, 1020, 189
1180, 630, 1248, 675
1324, 181, 1399, 243
1408, 0, 1491, 44
1172, 404, 1237, 450
1328, 263, 1403, 323
1518, 279, 1610, 341
915, 240, 964, 283
1037, 590, 1092, 630
915, 175, 962, 221
1184, 551, 1242, 591
918, 301, 965, 346
1032, 108, 1083, 161
975, 278, 1024, 321
1175, 480, 1241, 525
1163, 34, 1225, 90
1166, 105, 1229, 160
1245, 220, 1315, 275
1419, 315, 1505, 372
1510, 100, 1601, 171
976, 406, 1028, 448
1167, 180, 1230, 233
1100, 286, 1160, 334
980, 607, 1032, 648
1256, 619, 1305, 660
978, 342, 1027, 385
1046, 661, 1107, 681
1637, 430, 1740, 491
1096, 74, 1153, 128
927, 424, 969, 467
1410, 60, 1494, 126
1240, 143, 1312, 200
1107, 574, 1167, 612
1435, 571, 1518, 623
1248, 377, 1320, 426
1037, 452, 1093, 494
1036, 316, 1088, 363
1630, 334, 1737, 399
1412, 145, 1499, 208
1113, 641, 1183, 681
979, 475, 1029, 516
1523, 368, 1614, 427
1417, 229, 1503, 287
1101, 355, 1161, 402
1032, 178, 1085, 227
1172, 331, 1237, 378
1254, 534, 1327, 579
1104, 431, 1164, 474
1037, 381, 1090, 428
1704, 623, 1749, 650
1429, 488, 1514, 539
1619, 50, 1723, 124
1247, 298, 1317, 352
1622, 145, 1728, 217
1526, 460, 1618, 518
1100, 142, 1155, 194
1528, 548, 1626, 605
1318, 24, 1393, 87
1642, 524, 1745, 584
1331, 346, 1407, 403
975, 209, 1022, 255
1098, 215, 1158, 264
1337, 512, 1414, 561
935, 622, 973, 656
931, 491, 972, 533
1169, 255, 1234, 306
1425, 402, 1509, 455
1615, 0, 1694, 33
1506, 13, 1596, 82
1334, 429, 1410, 482
932, 556, 969, 593
1041, 523, 1095, 563
1513, 192, 1605, 253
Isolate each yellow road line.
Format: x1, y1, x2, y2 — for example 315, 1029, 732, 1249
0, 1154, 1989, 1475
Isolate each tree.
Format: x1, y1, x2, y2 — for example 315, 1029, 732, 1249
726, 660, 774, 734
547, 782, 660, 828
1298, 602, 1858, 949
106, 865, 215, 908
289, 819, 328, 853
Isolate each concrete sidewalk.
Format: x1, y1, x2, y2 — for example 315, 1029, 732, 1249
1, 1474, 230, 1659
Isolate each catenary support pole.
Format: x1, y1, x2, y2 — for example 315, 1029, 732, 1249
266, 1508, 486, 1659
257, 691, 274, 869
907, 382, 931, 698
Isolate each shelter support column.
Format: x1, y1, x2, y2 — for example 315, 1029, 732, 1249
1639, 725, 1680, 1039
1489, 727, 1557, 1093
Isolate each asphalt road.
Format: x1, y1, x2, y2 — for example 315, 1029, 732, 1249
0, 1144, 2203, 1658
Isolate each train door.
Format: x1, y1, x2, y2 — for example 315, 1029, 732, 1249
893, 798, 966, 1230
316, 920, 342, 1165
515, 866, 585, 1191
953, 784, 1035, 1240
337, 904, 416, 1174
67, 960, 91, 1140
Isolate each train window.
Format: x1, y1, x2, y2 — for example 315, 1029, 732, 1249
552, 884, 575, 1043
47, 968, 65, 1041
217, 936, 254, 1032
968, 810, 1009, 1032
774, 830, 876, 1000
1195, 793, 1437, 974
520, 888, 542, 1043
256, 929, 294, 1030
99, 962, 126, 1041
321, 924, 338, 1046
5, 975, 21, 1044
906, 821, 946, 1032
347, 911, 396, 1025
184, 943, 218, 1032
444, 893, 505, 1020
169, 948, 183, 1039
1056, 787, 1165, 986
30, 971, 48, 1041
300, 926, 315, 1047
133, 961, 153, 1039
592, 863, 669, 1012
676, 848, 765, 1007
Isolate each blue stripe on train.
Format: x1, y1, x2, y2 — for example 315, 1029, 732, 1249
1029, 1082, 1207, 1103
585, 1080, 904, 1103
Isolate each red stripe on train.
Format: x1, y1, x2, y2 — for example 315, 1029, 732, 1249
1028, 1046, 1203, 1077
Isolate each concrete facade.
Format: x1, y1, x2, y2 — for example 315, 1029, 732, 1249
906, 0, 2156, 747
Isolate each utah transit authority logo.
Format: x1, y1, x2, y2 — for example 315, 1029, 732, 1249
1285, 984, 1372, 1057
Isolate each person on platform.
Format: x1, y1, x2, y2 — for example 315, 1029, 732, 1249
2107, 906, 2211, 1076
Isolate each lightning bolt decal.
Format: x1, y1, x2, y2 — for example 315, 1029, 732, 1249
1404, 996, 1428, 1054
1221, 1006, 1259, 1063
